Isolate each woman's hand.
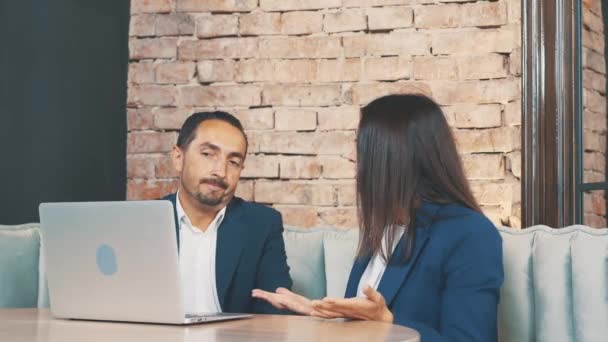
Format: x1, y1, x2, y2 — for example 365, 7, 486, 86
252, 287, 314, 315
311, 286, 393, 323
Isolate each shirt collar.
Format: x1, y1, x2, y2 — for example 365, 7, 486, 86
176, 191, 227, 233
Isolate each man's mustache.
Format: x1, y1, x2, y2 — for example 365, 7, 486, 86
200, 178, 228, 189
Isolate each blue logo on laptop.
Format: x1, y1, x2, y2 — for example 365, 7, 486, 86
96, 244, 117, 276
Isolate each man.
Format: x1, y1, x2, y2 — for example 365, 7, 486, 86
161, 111, 292, 314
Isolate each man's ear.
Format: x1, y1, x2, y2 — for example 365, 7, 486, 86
171, 145, 184, 173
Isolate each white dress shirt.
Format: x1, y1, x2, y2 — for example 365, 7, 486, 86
176, 192, 226, 313
357, 225, 406, 298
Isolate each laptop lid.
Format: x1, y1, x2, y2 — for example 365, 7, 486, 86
39, 200, 187, 324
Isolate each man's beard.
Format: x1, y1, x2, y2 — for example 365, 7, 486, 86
195, 192, 223, 206
194, 177, 229, 206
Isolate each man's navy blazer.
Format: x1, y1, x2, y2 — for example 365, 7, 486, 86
345, 201, 504, 342
162, 193, 292, 314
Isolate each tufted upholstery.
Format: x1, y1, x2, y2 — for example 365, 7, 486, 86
3, 223, 608, 342
497, 225, 608, 342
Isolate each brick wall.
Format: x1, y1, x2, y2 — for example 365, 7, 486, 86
582, 0, 607, 227
127, 0, 522, 229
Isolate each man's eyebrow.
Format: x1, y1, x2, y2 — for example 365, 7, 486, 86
227, 151, 245, 160
198, 142, 220, 151
199, 142, 244, 160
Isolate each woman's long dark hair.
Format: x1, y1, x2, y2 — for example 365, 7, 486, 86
356, 94, 481, 263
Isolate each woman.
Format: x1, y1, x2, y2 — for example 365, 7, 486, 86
252, 94, 504, 342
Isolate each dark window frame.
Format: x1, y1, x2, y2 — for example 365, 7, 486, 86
523, 0, 608, 227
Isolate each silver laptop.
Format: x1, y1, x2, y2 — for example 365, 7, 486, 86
39, 200, 252, 324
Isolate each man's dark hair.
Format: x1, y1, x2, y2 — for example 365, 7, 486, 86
176, 111, 248, 151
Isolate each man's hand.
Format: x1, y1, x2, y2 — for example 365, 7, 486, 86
252, 287, 314, 315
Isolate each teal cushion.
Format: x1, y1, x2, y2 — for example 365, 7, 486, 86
570, 226, 608, 342
0, 224, 41, 308
323, 228, 358, 298
497, 227, 535, 342
498, 225, 608, 342
283, 226, 326, 299
532, 230, 575, 341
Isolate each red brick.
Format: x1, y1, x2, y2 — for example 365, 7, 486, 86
128, 62, 155, 84
454, 127, 518, 154
156, 62, 195, 84
179, 85, 261, 107
196, 15, 238, 38
318, 207, 358, 228
259, 36, 342, 59
416, 2, 507, 28
337, 183, 356, 206
432, 28, 516, 54
156, 14, 195, 36
176, 0, 257, 12
130, 15, 156, 37
461, 154, 504, 180
127, 131, 178, 154
236, 59, 317, 83
317, 106, 360, 131
262, 84, 342, 106
259, 132, 318, 155
240, 12, 281, 35
127, 179, 179, 200
323, 9, 367, 33
128, 85, 177, 107
127, 155, 155, 179
233, 108, 275, 130
458, 54, 507, 80
348, 82, 432, 105
275, 108, 317, 131
128, 108, 156, 130
255, 181, 311, 204
363, 56, 412, 81
281, 11, 323, 35
344, 32, 430, 57
197, 60, 235, 82
131, 0, 172, 14
316, 131, 356, 155
235, 180, 254, 201
154, 153, 179, 178
130, 38, 178, 59
508, 151, 521, 179
280, 157, 323, 179
316, 58, 361, 83
260, 0, 341, 12
319, 156, 356, 179
178, 38, 258, 60
274, 205, 319, 227
241, 155, 280, 178
429, 79, 519, 105
505, 101, 521, 126
442, 104, 502, 128
343, 0, 415, 7
153, 107, 192, 130
510, 48, 522, 76
367, 6, 413, 30
310, 184, 338, 206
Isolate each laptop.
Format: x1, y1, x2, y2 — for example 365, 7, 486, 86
39, 200, 252, 324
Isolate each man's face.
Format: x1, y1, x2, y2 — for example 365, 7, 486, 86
172, 119, 246, 209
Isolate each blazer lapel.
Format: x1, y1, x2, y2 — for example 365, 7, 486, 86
161, 193, 180, 251
376, 201, 441, 307
215, 198, 246, 309
344, 255, 372, 298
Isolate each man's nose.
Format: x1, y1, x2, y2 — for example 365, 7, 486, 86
211, 158, 227, 178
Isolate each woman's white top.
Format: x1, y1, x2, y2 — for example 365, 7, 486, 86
356, 225, 406, 298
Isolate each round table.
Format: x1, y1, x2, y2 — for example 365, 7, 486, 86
0, 309, 420, 342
